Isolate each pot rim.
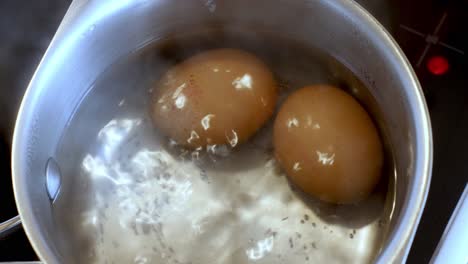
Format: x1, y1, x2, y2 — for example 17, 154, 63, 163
11, 0, 433, 263
345, 2, 433, 263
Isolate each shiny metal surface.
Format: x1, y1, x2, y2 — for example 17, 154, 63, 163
11, 0, 432, 263
45, 158, 61, 202
0, 216, 21, 239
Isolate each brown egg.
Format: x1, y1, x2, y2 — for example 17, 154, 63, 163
273, 85, 383, 204
151, 49, 277, 149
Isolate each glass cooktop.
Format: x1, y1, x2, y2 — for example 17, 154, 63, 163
0, 0, 466, 262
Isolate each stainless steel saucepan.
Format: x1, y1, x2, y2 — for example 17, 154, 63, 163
1, 0, 432, 263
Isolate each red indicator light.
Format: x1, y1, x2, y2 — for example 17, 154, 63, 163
427, 55, 449, 75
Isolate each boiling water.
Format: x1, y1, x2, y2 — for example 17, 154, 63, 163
54, 30, 395, 264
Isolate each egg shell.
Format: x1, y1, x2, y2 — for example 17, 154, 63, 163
273, 85, 383, 204
151, 49, 278, 149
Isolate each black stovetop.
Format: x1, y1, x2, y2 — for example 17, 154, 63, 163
0, 0, 467, 263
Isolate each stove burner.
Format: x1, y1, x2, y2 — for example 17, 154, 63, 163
400, 12, 465, 68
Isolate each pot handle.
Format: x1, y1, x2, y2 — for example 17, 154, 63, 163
0, 215, 21, 238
